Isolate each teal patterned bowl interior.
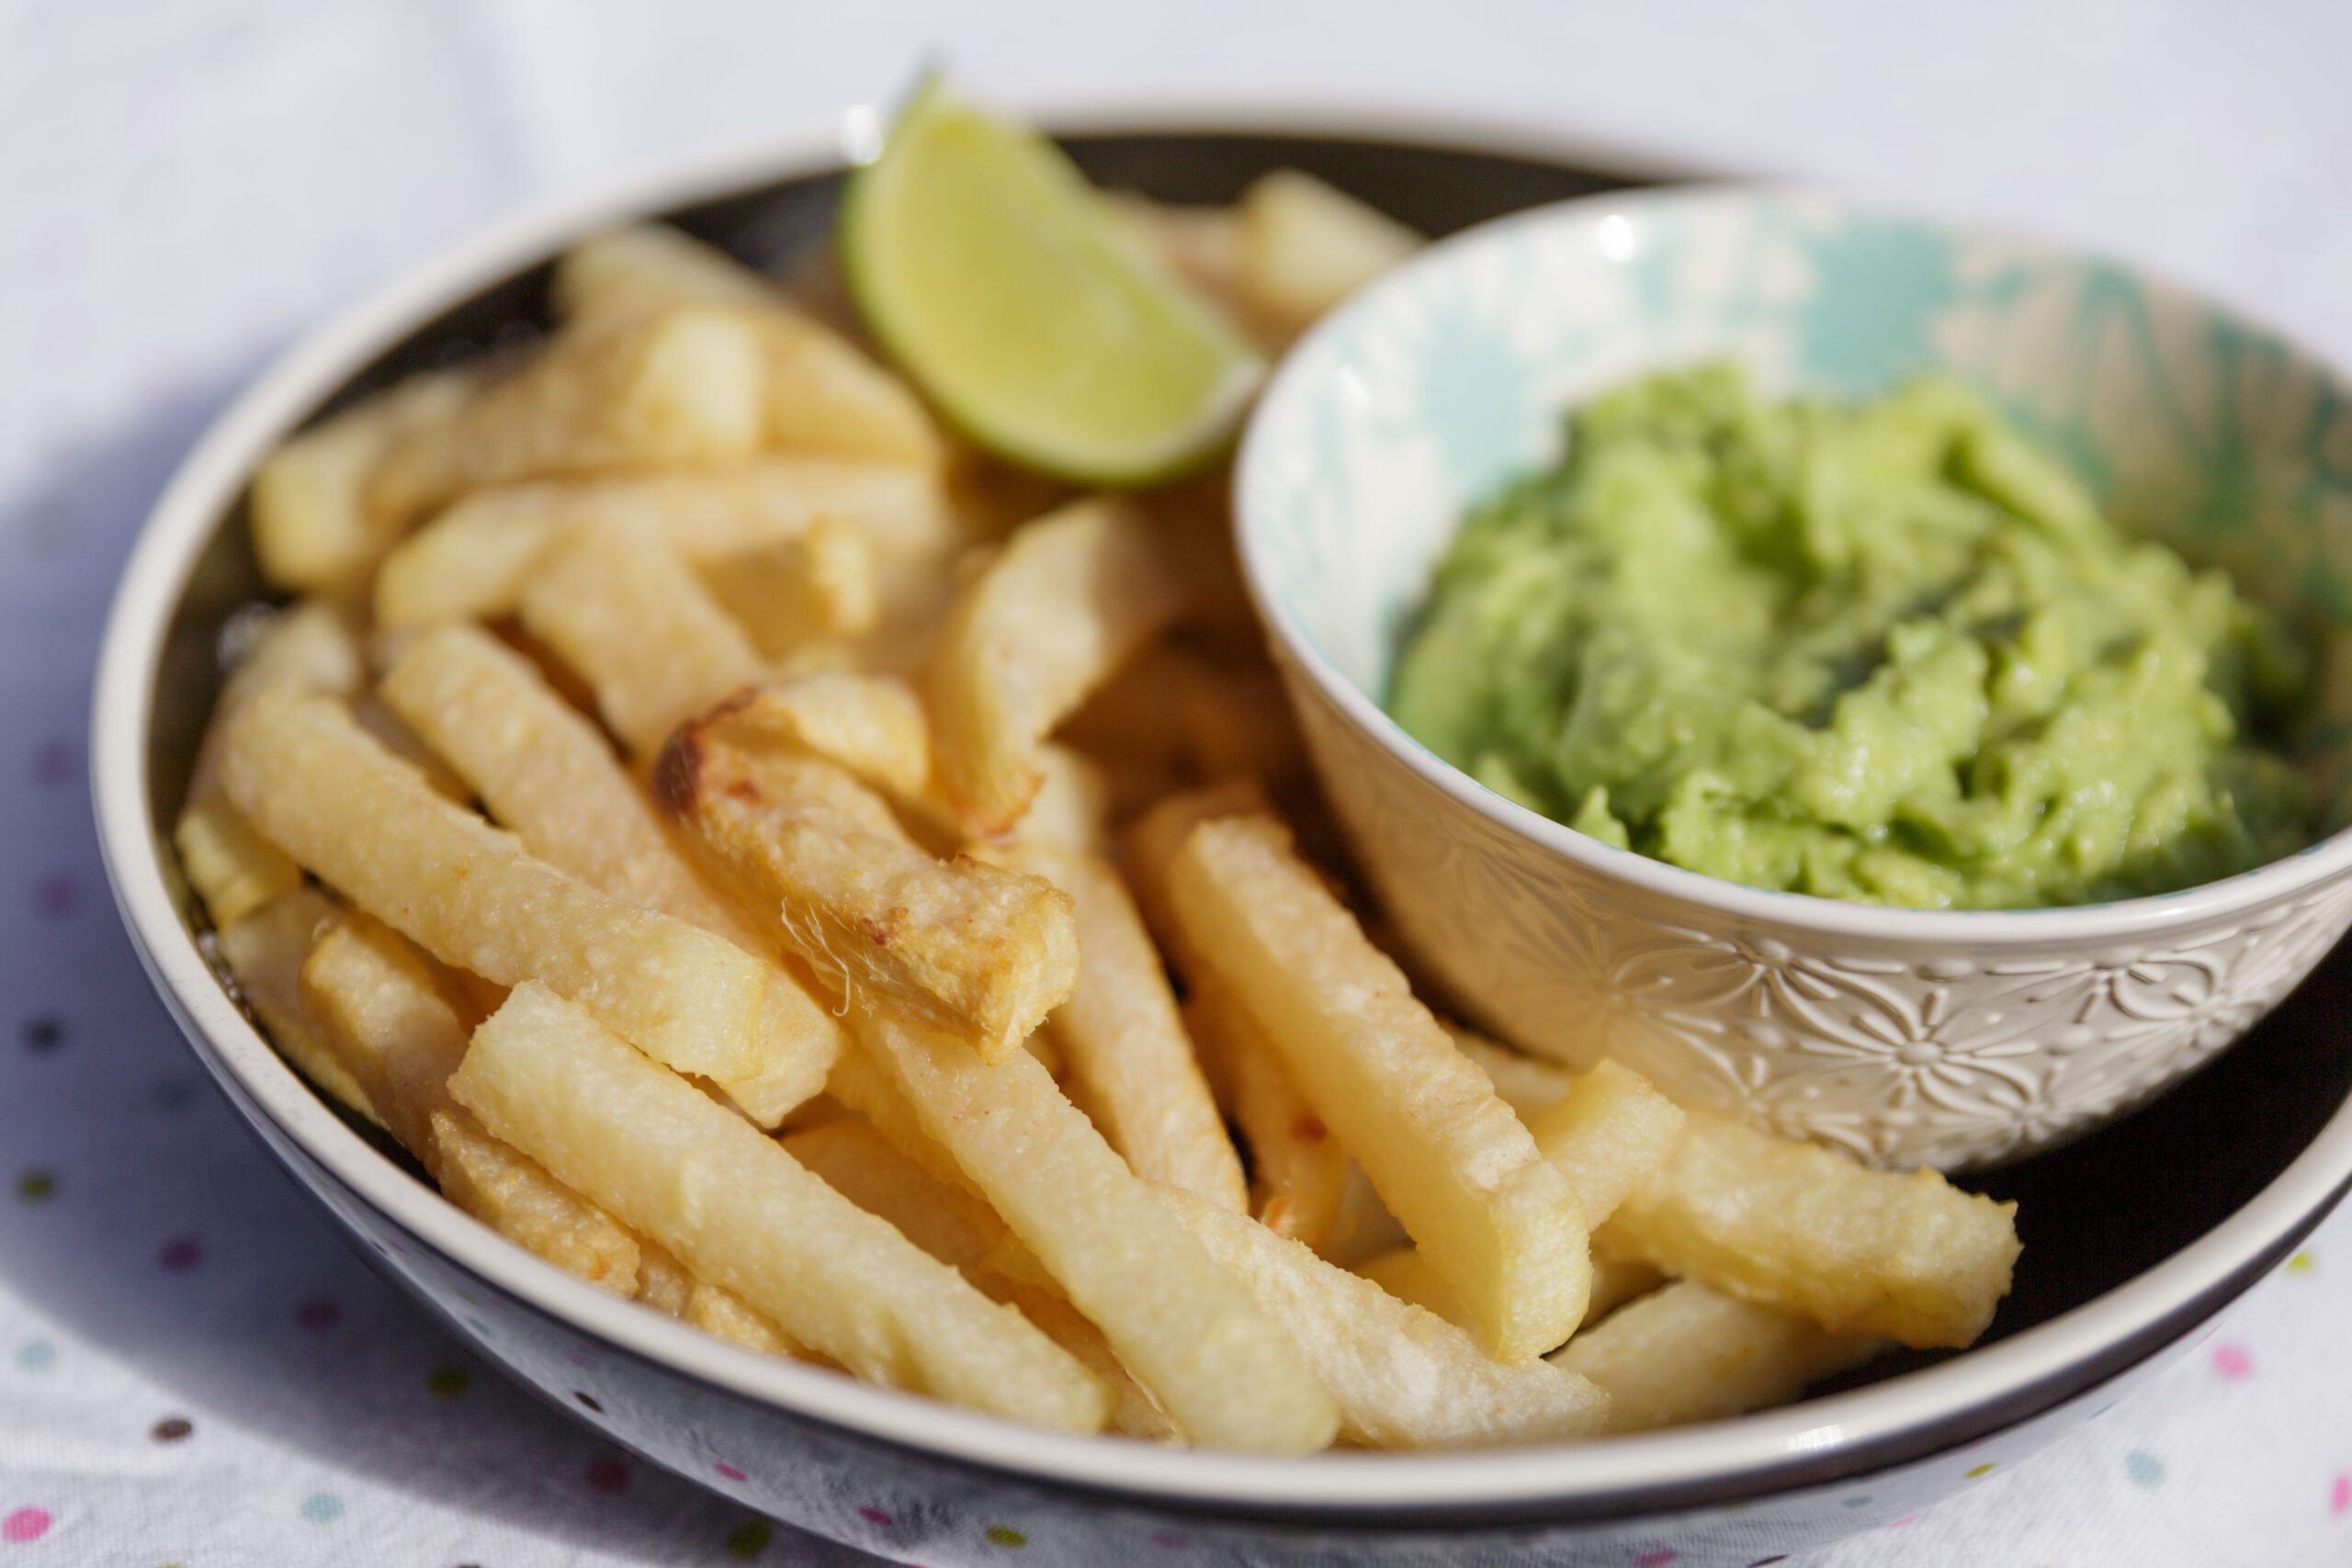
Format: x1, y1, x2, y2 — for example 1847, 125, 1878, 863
1239, 186, 2352, 831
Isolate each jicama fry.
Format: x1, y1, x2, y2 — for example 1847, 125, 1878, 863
374, 457, 958, 629
555, 224, 945, 468
925, 496, 1190, 834
300, 912, 642, 1293
1550, 1280, 1884, 1433
379, 625, 842, 1122
856, 1010, 1338, 1453
518, 519, 763, 756
659, 716, 1077, 1058
1159, 1185, 1609, 1449
213, 886, 379, 1124
1170, 814, 1590, 1359
221, 693, 770, 1081
450, 983, 1107, 1431
366, 308, 768, 523
993, 842, 1246, 1210
176, 602, 365, 928
251, 369, 474, 592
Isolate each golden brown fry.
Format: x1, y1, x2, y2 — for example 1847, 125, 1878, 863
1170, 815, 1589, 1360
221, 693, 770, 1081
695, 673, 932, 803
1449, 1025, 1576, 1124
659, 717, 1078, 1058
554, 223, 783, 322
380, 625, 752, 940
1550, 1280, 1884, 1433
1236, 170, 1422, 338
519, 519, 763, 756
821, 1043, 983, 1199
251, 370, 474, 592
1354, 1246, 1661, 1337
785, 1124, 1180, 1440
994, 843, 1246, 1210
366, 309, 768, 524
1527, 1059, 1688, 1224
450, 983, 1107, 1430
704, 514, 879, 656
634, 1237, 808, 1358
1185, 973, 1348, 1247
555, 225, 945, 469
1159, 1185, 1609, 1449
300, 910, 645, 1293
379, 625, 842, 1122
374, 457, 959, 629
175, 602, 366, 928
990, 744, 1111, 854
1066, 645, 1303, 784
926, 496, 1191, 834
857, 1010, 1339, 1453
213, 886, 379, 1124
1600, 1110, 2020, 1349
1117, 777, 1272, 968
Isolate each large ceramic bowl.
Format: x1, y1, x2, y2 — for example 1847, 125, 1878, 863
1238, 186, 2352, 1171
91, 118, 2352, 1567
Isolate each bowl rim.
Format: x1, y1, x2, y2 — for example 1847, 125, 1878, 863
1233, 179, 2352, 945
91, 107, 2352, 1519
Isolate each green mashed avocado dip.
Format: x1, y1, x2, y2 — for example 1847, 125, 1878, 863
1387, 364, 2314, 909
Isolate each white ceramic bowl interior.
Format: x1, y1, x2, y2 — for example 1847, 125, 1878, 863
1238, 186, 2352, 1169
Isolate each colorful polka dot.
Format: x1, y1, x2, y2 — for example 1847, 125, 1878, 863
1149, 1533, 1186, 1549
585, 1457, 628, 1495
2125, 1450, 2165, 1488
1839, 1494, 1872, 1507
712, 1461, 747, 1483
18, 1017, 62, 1054
156, 1237, 200, 1272
724, 1519, 773, 1560
1, 1508, 50, 1543
855, 1506, 889, 1526
300, 1493, 344, 1523
984, 1527, 1028, 1549
426, 1364, 469, 1399
1965, 1462, 1996, 1478
32, 874, 74, 918
13, 1341, 54, 1373
150, 1416, 192, 1443
1634, 1552, 1677, 1567
2211, 1342, 2254, 1380
15, 1170, 54, 1204
2330, 1471, 2350, 1517
295, 1298, 340, 1330
2288, 1251, 2318, 1276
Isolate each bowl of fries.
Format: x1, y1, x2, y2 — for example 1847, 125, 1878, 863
1237, 184, 2352, 1173
91, 113, 2352, 1568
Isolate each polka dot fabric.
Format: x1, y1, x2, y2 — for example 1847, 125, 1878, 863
6, 3, 2352, 1566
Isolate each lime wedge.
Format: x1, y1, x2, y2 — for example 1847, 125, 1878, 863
841, 85, 1265, 485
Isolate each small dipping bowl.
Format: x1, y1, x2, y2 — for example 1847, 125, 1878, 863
1237, 185, 2352, 1169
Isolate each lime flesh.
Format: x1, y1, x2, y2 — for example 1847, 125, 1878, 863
841, 87, 1264, 485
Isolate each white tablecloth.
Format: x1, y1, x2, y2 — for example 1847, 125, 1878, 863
3, 2, 2349, 1562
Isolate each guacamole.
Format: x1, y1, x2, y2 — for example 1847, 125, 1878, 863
1386, 365, 2313, 909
